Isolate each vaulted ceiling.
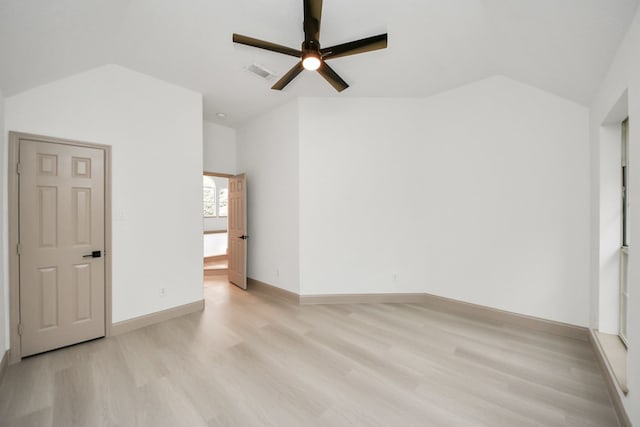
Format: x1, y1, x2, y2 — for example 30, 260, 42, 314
0, 0, 637, 126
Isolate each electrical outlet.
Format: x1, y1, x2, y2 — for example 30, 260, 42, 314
160, 287, 166, 297
276, 268, 280, 278
392, 273, 398, 283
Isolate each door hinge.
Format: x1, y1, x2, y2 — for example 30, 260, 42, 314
16, 243, 21, 256
16, 163, 22, 175
17, 323, 23, 336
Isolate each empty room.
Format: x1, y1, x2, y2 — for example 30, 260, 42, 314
0, 0, 639, 425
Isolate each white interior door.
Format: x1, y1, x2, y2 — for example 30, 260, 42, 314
19, 139, 105, 357
228, 174, 247, 289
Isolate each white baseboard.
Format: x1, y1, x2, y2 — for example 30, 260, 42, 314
250, 278, 588, 341
111, 299, 205, 336
0, 350, 8, 381
247, 278, 299, 303
299, 293, 425, 305
420, 292, 589, 341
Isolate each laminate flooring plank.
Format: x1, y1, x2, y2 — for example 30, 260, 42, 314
115, 330, 172, 388
86, 338, 138, 426
304, 327, 424, 390
224, 342, 332, 416
507, 379, 618, 426
193, 355, 285, 426
51, 363, 103, 427
453, 346, 611, 404
411, 354, 568, 426
133, 376, 209, 427
0, 355, 54, 421
204, 347, 327, 426
338, 368, 482, 427
3, 407, 52, 427
166, 357, 256, 424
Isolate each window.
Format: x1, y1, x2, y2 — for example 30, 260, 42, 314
203, 176, 216, 217
203, 174, 229, 218
219, 188, 228, 217
620, 118, 629, 346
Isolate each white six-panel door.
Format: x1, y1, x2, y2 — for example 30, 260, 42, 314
19, 139, 105, 357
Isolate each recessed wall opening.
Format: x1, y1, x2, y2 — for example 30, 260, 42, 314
620, 118, 629, 346
597, 90, 629, 393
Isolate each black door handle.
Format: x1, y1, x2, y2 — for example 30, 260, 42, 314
238, 235, 248, 240
83, 250, 102, 259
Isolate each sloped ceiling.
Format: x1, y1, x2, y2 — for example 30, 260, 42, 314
0, 0, 637, 126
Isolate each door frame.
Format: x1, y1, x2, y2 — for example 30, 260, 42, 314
8, 132, 113, 364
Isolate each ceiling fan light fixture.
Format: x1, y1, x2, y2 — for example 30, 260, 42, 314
232, 0, 388, 91
302, 53, 321, 70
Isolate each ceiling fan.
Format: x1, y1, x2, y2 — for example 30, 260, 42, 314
232, 0, 388, 92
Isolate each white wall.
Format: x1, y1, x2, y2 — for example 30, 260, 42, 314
299, 76, 590, 327
237, 100, 300, 294
590, 6, 640, 423
204, 233, 227, 257
203, 121, 236, 175
4, 64, 204, 324
0, 88, 6, 358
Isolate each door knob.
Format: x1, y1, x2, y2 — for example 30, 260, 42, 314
238, 235, 248, 240
83, 250, 102, 258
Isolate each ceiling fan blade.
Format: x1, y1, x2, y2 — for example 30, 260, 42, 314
233, 33, 301, 58
321, 33, 388, 60
317, 61, 349, 92
271, 62, 305, 90
303, 0, 323, 42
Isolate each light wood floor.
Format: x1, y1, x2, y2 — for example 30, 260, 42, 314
204, 257, 228, 278
0, 276, 619, 427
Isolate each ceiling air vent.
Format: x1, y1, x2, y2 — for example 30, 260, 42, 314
247, 63, 275, 80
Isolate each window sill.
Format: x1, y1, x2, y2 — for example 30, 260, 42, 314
204, 230, 228, 235
594, 331, 628, 394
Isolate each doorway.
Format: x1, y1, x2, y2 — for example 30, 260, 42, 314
203, 173, 230, 287
8, 132, 112, 363
202, 172, 247, 291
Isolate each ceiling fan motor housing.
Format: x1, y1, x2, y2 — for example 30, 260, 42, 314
302, 40, 320, 54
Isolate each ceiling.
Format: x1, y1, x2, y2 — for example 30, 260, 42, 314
0, 0, 637, 127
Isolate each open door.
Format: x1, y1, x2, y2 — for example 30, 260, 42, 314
228, 174, 247, 289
